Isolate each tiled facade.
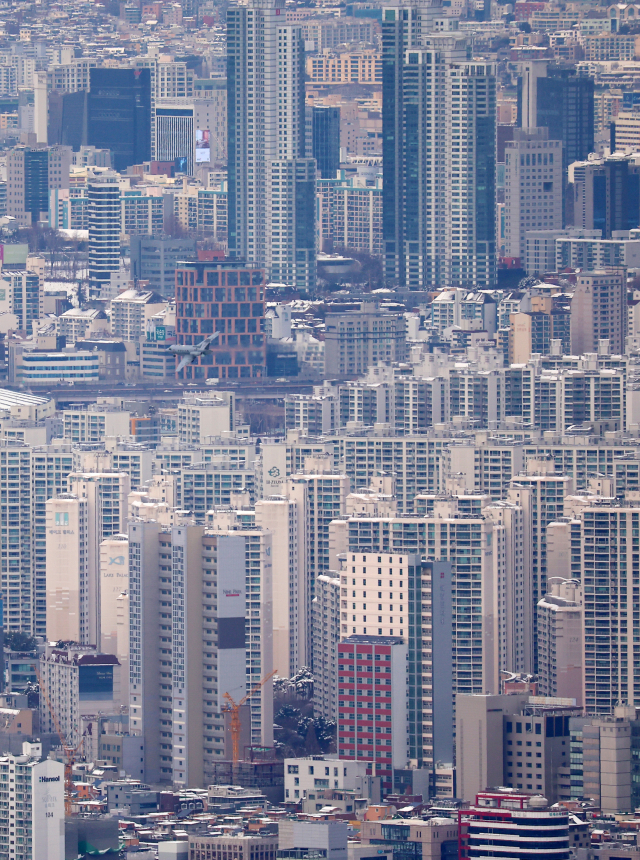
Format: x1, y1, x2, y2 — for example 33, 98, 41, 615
175, 260, 266, 380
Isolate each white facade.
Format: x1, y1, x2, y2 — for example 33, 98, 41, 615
0, 746, 64, 860
177, 395, 234, 444
110, 289, 167, 342
39, 649, 80, 747
129, 521, 273, 787
227, 0, 316, 289
284, 757, 373, 802
312, 573, 340, 721
12, 350, 100, 385
69, 472, 131, 647
62, 408, 130, 443
556, 235, 640, 271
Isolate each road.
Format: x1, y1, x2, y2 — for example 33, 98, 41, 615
6, 377, 317, 404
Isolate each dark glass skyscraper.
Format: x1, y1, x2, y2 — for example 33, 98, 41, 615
87, 68, 151, 172
518, 65, 594, 173
22, 149, 48, 224
312, 106, 340, 179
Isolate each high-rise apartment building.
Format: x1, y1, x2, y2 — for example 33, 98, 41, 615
337, 635, 408, 794
67, 472, 130, 647
508, 459, 571, 671
132, 57, 195, 157
313, 573, 341, 721
0, 743, 65, 860
87, 173, 121, 299
130, 235, 197, 297
227, 0, 316, 289
174, 259, 266, 381
289, 462, 349, 667
255, 496, 301, 680
569, 268, 627, 356
45, 495, 89, 643
504, 128, 563, 263
345, 492, 529, 695
336, 555, 454, 782
0, 440, 74, 637
537, 577, 583, 704
129, 520, 273, 786
383, 4, 496, 290
324, 304, 407, 377
567, 494, 640, 713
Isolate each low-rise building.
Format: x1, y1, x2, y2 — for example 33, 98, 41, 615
11, 347, 100, 385
284, 756, 378, 805
190, 835, 278, 860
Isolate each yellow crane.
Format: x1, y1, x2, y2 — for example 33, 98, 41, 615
223, 669, 278, 763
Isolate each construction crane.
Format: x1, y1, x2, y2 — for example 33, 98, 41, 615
223, 669, 278, 764
35, 667, 86, 815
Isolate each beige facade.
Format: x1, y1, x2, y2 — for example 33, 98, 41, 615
306, 49, 381, 84
537, 577, 583, 705
456, 693, 528, 802
570, 269, 627, 356
99, 534, 129, 706
45, 495, 88, 643
254, 496, 299, 678
362, 818, 458, 860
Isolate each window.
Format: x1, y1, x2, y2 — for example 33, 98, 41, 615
54, 512, 69, 526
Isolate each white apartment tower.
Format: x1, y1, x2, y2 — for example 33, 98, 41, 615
0, 440, 74, 637
504, 128, 563, 264
537, 576, 583, 705
227, 0, 316, 289
129, 520, 273, 787
383, 4, 497, 290
0, 744, 64, 860
68, 472, 131, 647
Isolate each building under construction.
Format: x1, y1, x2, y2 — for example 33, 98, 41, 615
209, 752, 284, 805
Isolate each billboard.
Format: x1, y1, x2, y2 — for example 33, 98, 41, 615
79, 664, 114, 700
196, 128, 210, 163
216, 535, 247, 709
